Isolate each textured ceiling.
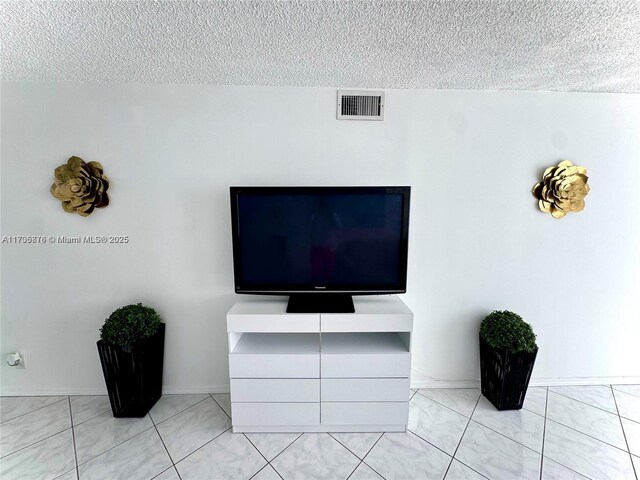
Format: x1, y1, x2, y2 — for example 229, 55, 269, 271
1, 1, 639, 92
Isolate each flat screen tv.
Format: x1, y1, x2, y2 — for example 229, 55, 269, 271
230, 186, 410, 313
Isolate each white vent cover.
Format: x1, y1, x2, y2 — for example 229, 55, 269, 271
337, 90, 385, 120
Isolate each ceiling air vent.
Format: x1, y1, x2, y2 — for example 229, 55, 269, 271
337, 90, 385, 121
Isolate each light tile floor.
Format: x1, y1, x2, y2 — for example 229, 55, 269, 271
0, 386, 639, 480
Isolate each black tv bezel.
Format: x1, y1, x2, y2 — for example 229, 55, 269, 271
229, 186, 411, 296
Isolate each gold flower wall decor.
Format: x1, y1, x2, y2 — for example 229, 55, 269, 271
532, 160, 589, 219
50, 156, 110, 217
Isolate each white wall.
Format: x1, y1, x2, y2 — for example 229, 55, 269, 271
1, 82, 639, 395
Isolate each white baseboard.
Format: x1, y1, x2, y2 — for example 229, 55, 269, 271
529, 376, 640, 387
163, 385, 230, 395
409, 376, 640, 390
0, 387, 107, 397
0, 385, 231, 397
3, 378, 638, 397
410, 380, 480, 389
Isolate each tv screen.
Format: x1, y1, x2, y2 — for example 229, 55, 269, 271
230, 187, 410, 312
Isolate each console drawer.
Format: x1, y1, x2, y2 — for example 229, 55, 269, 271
321, 378, 410, 402
229, 354, 319, 378
232, 402, 320, 426
321, 402, 409, 425
321, 353, 410, 378
321, 314, 413, 332
228, 313, 319, 333
231, 379, 319, 402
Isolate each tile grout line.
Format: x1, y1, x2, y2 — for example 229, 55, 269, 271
541, 388, 631, 479
209, 393, 232, 420
326, 432, 380, 479
149, 409, 179, 475
49, 468, 73, 480
345, 461, 364, 480
466, 416, 544, 456
8, 387, 638, 479
613, 386, 640, 400
327, 431, 381, 462
450, 459, 491, 480
521, 405, 545, 417
0, 399, 79, 461
267, 433, 304, 464
170, 426, 232, 466
540, 457, 593, 480
269, 462, 284, 480
0, 425, 79, 460
543, 416, 631, 454
242, 434, 284, 480
362, 459, 387, 480
539, 387, 549, 480
407, 394, 485, 462
361, 432, 385, 460
139, 394, 219, 479
416, 388, 543, 419
356, 433, 387, 480
468, 394, 631, 459
149, 465, 176, 480
72, 408, 112, 428
548, 388, 621, 416
248, 463, 277, 480
611, 385, 638, 480
413, 388, 486, 418
52, 468, 80, 480
624, 417, 640, 427
442, 394, 483, 480
243, 433, 283, 480
407, 429, 458, 459
152, 396, 211, 425
73, 397, 213, 472
247, 464, 265, 480
172, 466, 181, 480
269, 462, 285, 480
0, 396, 69, 425
75, 423, 156, 468
622, 414, 640, 424
67, 396, 80, 480
242, 433, 271, 464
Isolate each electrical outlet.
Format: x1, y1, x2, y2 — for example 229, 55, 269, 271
6, 352, 25, 369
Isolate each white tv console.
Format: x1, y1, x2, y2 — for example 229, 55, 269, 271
226, 295, 413, 433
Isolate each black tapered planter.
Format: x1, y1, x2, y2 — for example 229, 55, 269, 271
97, 323, 165, 417
479, 334, 538, 410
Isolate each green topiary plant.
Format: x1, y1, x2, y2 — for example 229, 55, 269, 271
100, 303, 161, 346
480, 310, 537, 353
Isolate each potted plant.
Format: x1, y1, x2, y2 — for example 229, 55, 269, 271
479, 310, 538, 410
97, 303, 165, 417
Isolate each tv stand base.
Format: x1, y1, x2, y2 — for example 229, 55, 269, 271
232, 424, 406, 433
226, 295, 413, 433
286, 294, 355, 313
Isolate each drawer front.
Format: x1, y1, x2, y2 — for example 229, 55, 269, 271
321, 314, 413, 333
232, 402, 320, 426
229, 354, 319, 378
321, 353, 410, 378
228, 314, 319, 333
321, 378, 410, 402
231, 379, 319, 402
321, 402, 409, 425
